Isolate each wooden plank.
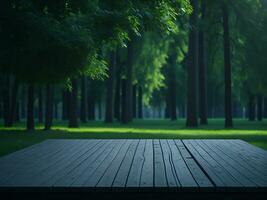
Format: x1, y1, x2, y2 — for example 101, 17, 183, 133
0, 140, 66, 183
196, 140, 256, 187
1, 139, 266, 192
40, 140, 102, 186
220, 140, 267, 176
126, 140, 146, 187
0, 140, 56, 184
234, 140, 267, 160
176, 140, 213, 188
28, 140, 96, 185
97, 140, 133, 187
153, 139, 167, 188
112, 140, 139, 188
139, 139, 154, 188
167, 140, 198, 188
203, 140, 267, 187
183, 140, 226, 188
0, 140, 80, 186
233, 140, 267, 162
56, 140, 115, 186
0, 139, 56, 163
5, 140, 87, 186
229, 140, 267, 167
236, 140, 267, 157
159, 140, 180, 188
185, 140, 242, 188
175, 140, 191, 158
83, 140, 126, 187
213, 140, 267, 179
30, 140, 97, 186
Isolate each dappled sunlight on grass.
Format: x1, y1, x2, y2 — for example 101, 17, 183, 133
54, 126, 267, 135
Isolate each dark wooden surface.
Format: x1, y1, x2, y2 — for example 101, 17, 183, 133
0, 139, 267, 195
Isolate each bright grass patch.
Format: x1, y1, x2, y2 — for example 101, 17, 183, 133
0, 119, 266, 157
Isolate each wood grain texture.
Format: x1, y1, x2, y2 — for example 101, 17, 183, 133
0, 139, 267, 193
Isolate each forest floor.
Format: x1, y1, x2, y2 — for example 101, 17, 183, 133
0, 119, 267, 157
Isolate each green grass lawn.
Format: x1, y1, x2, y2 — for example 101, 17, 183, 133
0, 119, 267, 157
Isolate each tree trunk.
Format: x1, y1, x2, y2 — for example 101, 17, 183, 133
98, 101, 102, 120
165, 92, 170, 119
124, 38, 134, 123
257, 94, 263, 121
38, 87, 43, 123
69, 79, 79, 128
0, 97, 3, 119
15, 100, 20, 122
44, 84, 54, 130
248, 95, 255, 121
62, 90, 67, 120
80, 76, 87, 123
198, 0, 208, 125
21, 86, 26, 119
27, 84, 35, 131
138, 85, 143, 119
114, 76, 121, 121
222, 2, 233, 127
105, 51, 116, 123
54, 102, 58, 119
66, 90, 71, 120
132, 84, 137, 119
3, 75, 10, 127
62, 90, 70, 120
186, 0, 199, 127
88, 97, 95, 120
168, 54, 177, 121
264, 97, 267, 118
7, 78, 19, 127
121, 79, 127, 123
88, 87, 95, 121
169, 81, 177, 121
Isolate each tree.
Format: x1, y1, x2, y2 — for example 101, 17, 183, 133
264, 97, 267, 118
2, 75, 10, 127
119, 0, 191, 123
69, 79, 79, 128
248, 94, 256, 121
80, 76, 87, 123
1, 0, 194, 128
124, 38, 134, 123
62, 89, 71, 121
138, 86, 143, 118
198, 0, 208, 125
121, 79, 127, 123
237, 1, 267, 121
132, 84, 137, 119
186, 0, 199, 127
167, 53, 177, 121
27, 84, 35, 131
222, 1, 233, 127
6, 77, 19, 127
87, 80, 98, 120
114, 67, 122, 121
133, 32, 170, 120
38, 87, 43, 123
0, 97, 3, 120
257, 94, 263, 121
44, 84, 54, 130
105, 51, 117, 123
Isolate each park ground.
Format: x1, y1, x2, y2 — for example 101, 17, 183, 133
0, 119, 267, 157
